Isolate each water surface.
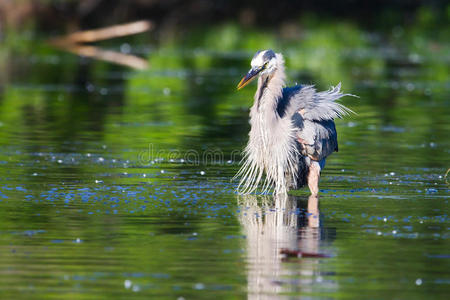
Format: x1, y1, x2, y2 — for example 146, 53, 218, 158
0, 23, 448, 299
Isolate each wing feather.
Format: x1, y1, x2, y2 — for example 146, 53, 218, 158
280, 83, 355, 121
297, 118, 338, 161
279, 83, 354, 161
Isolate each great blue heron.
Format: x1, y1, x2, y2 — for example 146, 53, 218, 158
235, 49, 354, 196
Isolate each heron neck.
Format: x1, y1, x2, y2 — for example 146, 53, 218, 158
254, 59, 286, 113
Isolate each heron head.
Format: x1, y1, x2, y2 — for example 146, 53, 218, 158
237, 49, 277, 90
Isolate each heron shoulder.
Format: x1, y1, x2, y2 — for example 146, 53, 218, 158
277, 84, 304, 118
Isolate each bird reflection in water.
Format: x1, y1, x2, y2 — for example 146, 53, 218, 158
237, 194, 336, 298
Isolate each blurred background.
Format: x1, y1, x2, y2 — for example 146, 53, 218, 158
0, 0, 448, 159
0, 1, 449, 299
0, 0, 448, 149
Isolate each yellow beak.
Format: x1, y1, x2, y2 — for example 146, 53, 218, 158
237, 68, 261, 90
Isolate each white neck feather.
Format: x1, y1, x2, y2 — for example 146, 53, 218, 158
236, 53, 300, 195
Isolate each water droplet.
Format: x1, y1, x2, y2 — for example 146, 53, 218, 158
194, 283, 205, 290
120, 43, 131, 54
408, 53, 421, 63
86, 83, 95, 92
415, 278, 422, 286
124, 279, 132, 289
132, 285, 140, 292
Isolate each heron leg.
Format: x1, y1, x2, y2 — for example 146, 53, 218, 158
307, 161, 321, 196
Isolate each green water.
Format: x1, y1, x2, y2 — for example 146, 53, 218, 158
0, 21, 449, 299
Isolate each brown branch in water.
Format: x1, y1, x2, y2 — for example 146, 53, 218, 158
280, 248, 330, 259
49, 20, 153, 70
57, 44, 149, 70
53, 20, 154, 44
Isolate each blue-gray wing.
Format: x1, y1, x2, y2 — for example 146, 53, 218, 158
278, 83, 352, 161
279, 83, 353, 121
302, 119, 338, 161
291, 112, 338, 161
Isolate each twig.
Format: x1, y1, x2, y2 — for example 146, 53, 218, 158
48, 20, 153, 70
280, 248, 329, 258
51, 20, 153, 44
59, 44, 148, 70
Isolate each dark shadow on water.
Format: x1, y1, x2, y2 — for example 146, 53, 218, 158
237, 194, 337, 298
